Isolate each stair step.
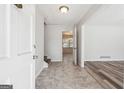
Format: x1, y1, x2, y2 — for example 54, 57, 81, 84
44, 56, 47, 59
85, 66, 112, 89
98, 70, 123, 88
44, 56, 51, 64
47, 59, 51, 64
103, 80, 117, 89
44, 56, 48, 61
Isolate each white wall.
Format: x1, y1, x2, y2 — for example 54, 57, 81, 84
78, 5, 124, 63
77, 5, 102, 67
0, 4, 35, 89
44, 25, 73, 62
84, 25, 124, 61
35, 6, 48, 78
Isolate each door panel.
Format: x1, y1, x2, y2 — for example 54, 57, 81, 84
0, 5, 9, 59
11, 6, 32, 56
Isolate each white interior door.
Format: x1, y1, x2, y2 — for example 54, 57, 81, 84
73, 25, 77, 65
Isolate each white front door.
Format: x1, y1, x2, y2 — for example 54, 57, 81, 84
73, 25, 78, 65
11, 4, 36, 89
11, 4, 35, 89
0, 4, 35, 89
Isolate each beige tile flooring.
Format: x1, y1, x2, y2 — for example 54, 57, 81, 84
35, 54, 102, 89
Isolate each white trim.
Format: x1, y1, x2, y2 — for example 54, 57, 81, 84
80, 61, 84, 68
80, 25, 85, 68
43, 62, 48, 68
35, 61, 48, 79
6, 4, 11, 58
30, 62, 35, 89
0, 5, 10, 59
35, 67, 44, 79
84, 59, 124, 61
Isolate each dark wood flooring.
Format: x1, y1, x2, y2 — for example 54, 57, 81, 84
85, 61, 124, 89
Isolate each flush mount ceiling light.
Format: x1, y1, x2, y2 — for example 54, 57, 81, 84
59, 6, 69, 13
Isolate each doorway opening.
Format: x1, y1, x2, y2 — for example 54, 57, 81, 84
62, 31, 73, 63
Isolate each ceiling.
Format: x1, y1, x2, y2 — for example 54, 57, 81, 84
85, 5, 124, 26
38, 4, 93, 25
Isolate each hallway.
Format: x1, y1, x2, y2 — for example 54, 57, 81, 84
0, 4, 124, 89
35, 54, 102, 89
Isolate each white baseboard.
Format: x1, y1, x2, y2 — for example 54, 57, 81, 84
84, 59, 124, 61
35, 61, 48, 79
35, 67, 43, 79
51, 60, 62, 62
43, 62, 48, 68
81, 63, 84, 68
80, 59, 124, 68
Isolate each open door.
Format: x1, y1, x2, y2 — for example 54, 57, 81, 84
0, 5, 35, 88
0, 4, 36, 89
11, 5, 36, 88
73, 25, 77, 65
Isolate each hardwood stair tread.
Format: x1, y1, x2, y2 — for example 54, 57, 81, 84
85, 66, 113, 89
98, 69, 123, 88
84, 61, 124, 89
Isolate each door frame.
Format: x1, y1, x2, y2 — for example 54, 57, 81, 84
62, 31, 74, 62
73, 25, 78, 65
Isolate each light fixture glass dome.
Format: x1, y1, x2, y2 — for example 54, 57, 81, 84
59, 6, 69, 13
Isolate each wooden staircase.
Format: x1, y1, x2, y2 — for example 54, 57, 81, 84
44, 56, 51, 64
